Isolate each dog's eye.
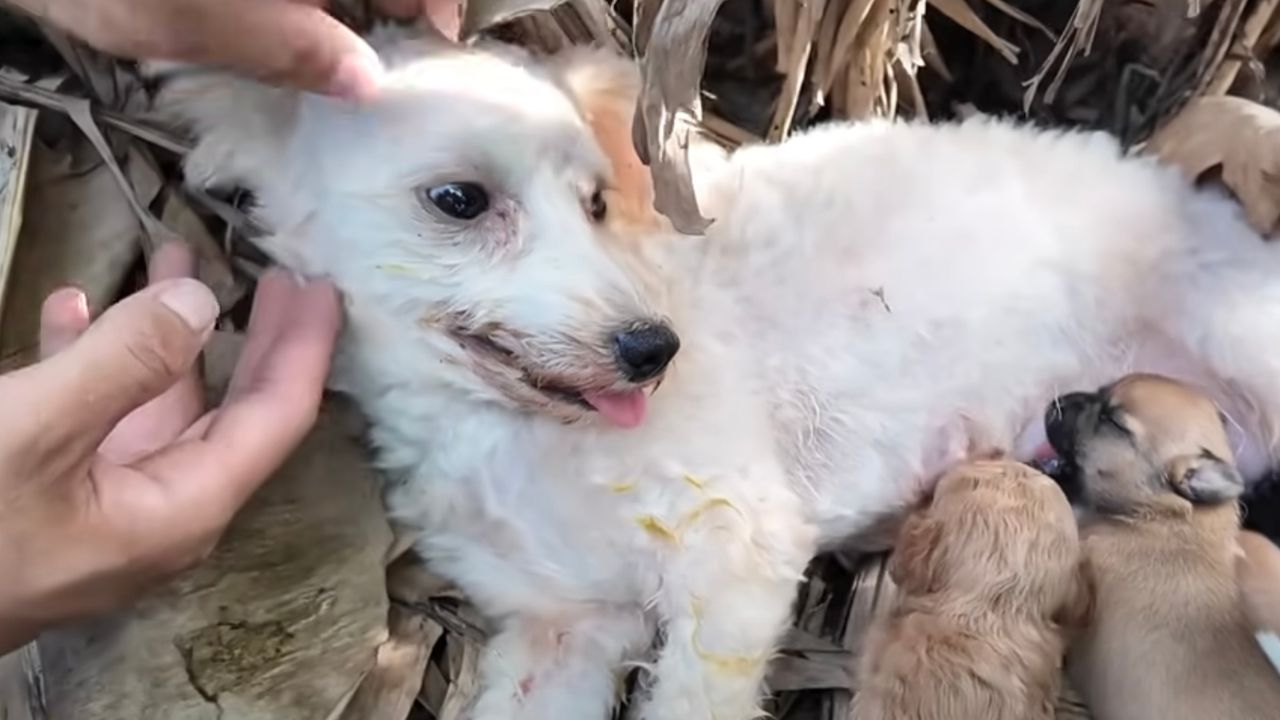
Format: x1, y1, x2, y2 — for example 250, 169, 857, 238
589, 189, 607, 222
1100, 406, 1129, 434
423, 183, 489, 220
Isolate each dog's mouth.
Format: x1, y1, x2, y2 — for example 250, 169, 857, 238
1034, 394, 1094, 501
450, 327, 660, 428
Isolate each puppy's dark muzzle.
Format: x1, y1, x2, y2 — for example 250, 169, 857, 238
1045, 391, 1095, 459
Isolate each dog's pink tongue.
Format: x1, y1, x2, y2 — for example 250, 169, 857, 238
1032, 442, 1058, 461
583, 389, 648, 429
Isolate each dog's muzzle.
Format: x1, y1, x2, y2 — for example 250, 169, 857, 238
1042, 391, 1098, 502
1045, 391, 1095, 459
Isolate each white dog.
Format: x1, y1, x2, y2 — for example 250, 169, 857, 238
150, 25, 1280, 720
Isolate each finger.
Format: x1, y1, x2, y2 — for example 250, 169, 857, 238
23, 278, 219, 456
179, 0, 386, 101
225, 270, 299, 398
422, 0, 464, 41
39, 288, 90, 360
100, 243, 208, 463
135, 277, 339, 518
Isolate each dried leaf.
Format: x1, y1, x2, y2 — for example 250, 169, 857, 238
338, 605, 443, 720
768, 0, 825, 141
633, 0, 727, 234
33, 333, 395, 720
0, 75, 192, 156
437, 639, 481, 720
1144, 95, 1280, 238
462, 0, 574, 37
927, 0, 1019, 65
767, 653, 852, 692
159, 186, 244, 310
0, 101, 36, 321
62, 96, 182, 252
0, 133, 154, 370
0, 644, 44, 720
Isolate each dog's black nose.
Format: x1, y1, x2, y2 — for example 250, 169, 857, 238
613, 323, 680, 382
1045, 391, 1094, 458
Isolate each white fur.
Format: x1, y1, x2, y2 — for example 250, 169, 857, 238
151, 27, 1280, 720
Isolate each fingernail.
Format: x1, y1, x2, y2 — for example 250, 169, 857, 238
330, 52, 385, 103
158, 279, 219, 332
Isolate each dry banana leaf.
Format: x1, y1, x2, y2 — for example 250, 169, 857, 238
928, 0, 1020, 65
0, 101, 36, 320
1144, 95, 1280, 238
633, 0, 727, 234
462, 0, 574, 37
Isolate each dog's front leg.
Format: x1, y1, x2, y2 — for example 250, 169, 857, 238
468, 608, 650, 720
629, 498, 814, 720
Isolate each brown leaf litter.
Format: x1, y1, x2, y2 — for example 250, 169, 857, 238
3, 1, 1280, 719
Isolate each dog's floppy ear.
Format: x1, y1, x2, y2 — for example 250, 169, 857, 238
1167, 451, 1245, 505
889, 511, 942, 595
547, 47, 657, 229
146, 62, 300, 195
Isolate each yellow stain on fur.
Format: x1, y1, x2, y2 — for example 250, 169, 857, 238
377, 263, 420, 277
689, 598, 764, 677
636, 515, 680, 544
636, 496, 747, 547
609, 480, 637, 493
683, 473, 708, 490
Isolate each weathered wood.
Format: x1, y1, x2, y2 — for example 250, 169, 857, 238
0, 100, 35, 323
26, 333, 395, 720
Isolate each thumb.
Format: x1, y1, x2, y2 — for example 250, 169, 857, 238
31, 279, 219, 454
195, 0, 386, 101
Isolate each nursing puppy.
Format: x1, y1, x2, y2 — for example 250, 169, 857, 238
1045, 373, 1280, 720
853, 460, 1088, 720
149, 25, 1280, 720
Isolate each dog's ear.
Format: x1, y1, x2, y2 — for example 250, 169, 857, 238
1167, 451, 1245, 505
889, 511, 941, 595
547, 47, 657, 229
146, 62, 300, 195
1053, 557, 1096, 633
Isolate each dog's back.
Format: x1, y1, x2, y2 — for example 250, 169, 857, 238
1072, 508, 1280, 720
853, 461, 1083, 720
854, 609, 1061, 720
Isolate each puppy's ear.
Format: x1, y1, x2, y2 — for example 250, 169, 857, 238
1167, 451, 1245, 505
1054, 558, 1096, 633
547, 47, 657, 229
145, 62, 299, 195
889, 512, 941, 595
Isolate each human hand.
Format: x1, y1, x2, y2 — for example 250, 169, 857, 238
4, 0, 465, 100
0, 242, 340, 653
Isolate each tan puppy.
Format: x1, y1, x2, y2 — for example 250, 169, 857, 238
1044, 373, 1280, 720
852, 460, 1090, 720
1238, 529, 1280, 672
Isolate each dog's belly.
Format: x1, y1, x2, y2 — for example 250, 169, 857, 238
693, 117, 1280, 548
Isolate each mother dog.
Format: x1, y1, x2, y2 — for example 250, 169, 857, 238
151, 27, 1280, 720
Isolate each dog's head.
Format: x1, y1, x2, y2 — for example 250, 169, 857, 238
1043, 373, 1244, 517
149, 28, 677, 428
890, 461, 1089, 623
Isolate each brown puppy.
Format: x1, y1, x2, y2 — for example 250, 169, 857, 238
1045, 373, 1280, 720
1238, 529, 1280, 672
852, 459, 1090, 720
